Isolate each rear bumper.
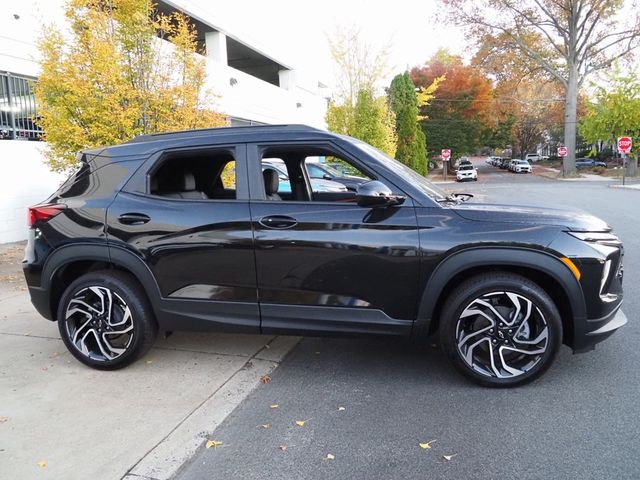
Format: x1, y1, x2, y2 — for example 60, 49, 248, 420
26, 285, 54, 320
573, 307, 628, 353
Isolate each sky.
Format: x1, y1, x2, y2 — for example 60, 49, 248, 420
172, 0, 468, 87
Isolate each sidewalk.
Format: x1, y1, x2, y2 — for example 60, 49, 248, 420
0, 242, 298, 480
610, 183, 640, 190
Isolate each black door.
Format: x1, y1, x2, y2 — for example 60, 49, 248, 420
106, 145, 260, 333
248, 143, 421, 336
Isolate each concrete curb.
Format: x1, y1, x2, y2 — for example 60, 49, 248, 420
123, 336, 300, 480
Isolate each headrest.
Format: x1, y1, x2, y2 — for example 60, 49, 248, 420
263, 168, 279, 195
180, 172, 196, 191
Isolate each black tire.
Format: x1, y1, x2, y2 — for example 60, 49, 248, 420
439, 272, 562, 387
57, 270, 158, 370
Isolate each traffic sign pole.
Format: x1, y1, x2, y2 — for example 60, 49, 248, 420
617, 137, 632, 186
441, 149, 451, 182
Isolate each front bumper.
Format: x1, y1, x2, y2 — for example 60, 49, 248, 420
573, 307, 628, 353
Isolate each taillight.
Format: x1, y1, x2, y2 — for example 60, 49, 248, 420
27, 204, 66, 228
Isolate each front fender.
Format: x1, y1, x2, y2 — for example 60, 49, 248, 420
412, 246, 587, 340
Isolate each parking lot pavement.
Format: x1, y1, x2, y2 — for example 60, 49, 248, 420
0, 243, 299, 480
178, 180, 640, 480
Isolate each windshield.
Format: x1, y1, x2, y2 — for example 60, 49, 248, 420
351, 139, 447, 201
315, 162, 343, 177
459, 165, 474, 171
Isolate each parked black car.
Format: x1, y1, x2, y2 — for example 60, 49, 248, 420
23, 125, 626, 387
575, 158, 607, 168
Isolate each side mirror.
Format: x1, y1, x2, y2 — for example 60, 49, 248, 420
356, 180, 406, 208
323, 174, 332, 180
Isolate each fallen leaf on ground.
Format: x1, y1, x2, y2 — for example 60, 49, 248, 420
24, 332, 31, 336
205, 440, 223, 449
326, 453, 335, 460
338, 406, 346, 411
0, 416, 8, 423
295, 420, 306, 427
37, 461, 47, 468
260, 374, 271, 384
279, 445, 288, 451
259, 423, 271, 429
270, 404, 279, 409
145, 359, 153, 365
443, 454, 457, 461
419, 440, 436, 449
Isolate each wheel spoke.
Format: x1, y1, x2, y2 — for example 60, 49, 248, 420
475, 298, 510, 326
514, 325, 548, 345
108, 304, 131, 328
94, 331, 124, 360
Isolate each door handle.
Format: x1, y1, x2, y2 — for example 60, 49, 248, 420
118, 213, 151, 225
258, 215, 298, 229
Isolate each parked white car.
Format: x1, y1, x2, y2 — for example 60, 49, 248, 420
512, 160, 532, 173
525, 153, 548, 162
456, 164, 478, 181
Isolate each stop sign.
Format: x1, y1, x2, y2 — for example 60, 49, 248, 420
558, 146, 567, 157
618, 136, 632, 154
441, 149, 451, 160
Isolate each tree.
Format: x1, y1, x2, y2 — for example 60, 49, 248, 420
388, 73, 427, 174
327, 89, 397, 157
35, 0, 226, 172
442, 0, 640, 176
325, 26, 396, 156
411, 50, 495, 160
581, 66, 640, 175
327, 25, 389, 107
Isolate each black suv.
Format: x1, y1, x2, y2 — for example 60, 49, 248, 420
23, 125, 626, 387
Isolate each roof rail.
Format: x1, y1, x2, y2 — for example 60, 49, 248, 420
126, 124, 321, 143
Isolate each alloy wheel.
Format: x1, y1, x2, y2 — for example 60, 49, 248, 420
455, 291, 549, 379
64, 286, 134, 362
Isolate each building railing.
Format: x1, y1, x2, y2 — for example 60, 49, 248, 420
0, 72, 42, 140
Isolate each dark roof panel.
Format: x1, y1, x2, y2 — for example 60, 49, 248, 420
126, 124, 323, 144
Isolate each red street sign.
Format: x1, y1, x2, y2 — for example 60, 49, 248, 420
441, 149, 451, 160
618, 136, 632, 154
557, 146, 567, 157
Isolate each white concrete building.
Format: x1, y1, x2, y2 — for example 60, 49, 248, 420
0, 0, 329, 243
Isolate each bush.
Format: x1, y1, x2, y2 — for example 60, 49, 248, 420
591, 166, 606, 175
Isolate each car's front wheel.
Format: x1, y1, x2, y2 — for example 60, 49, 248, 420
57, 270, 158, 370
439, 272, 562, 387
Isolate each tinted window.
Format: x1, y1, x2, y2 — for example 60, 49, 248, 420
150, 149, 237, 200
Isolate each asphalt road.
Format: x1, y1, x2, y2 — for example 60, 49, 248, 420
177, 177, 640, 480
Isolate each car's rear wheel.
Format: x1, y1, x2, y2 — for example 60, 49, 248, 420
57, 270, 157, 370
439, 272, 562, 387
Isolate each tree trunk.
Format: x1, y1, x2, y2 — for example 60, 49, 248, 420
563, 66, 578, 177
627, 156, 638, 177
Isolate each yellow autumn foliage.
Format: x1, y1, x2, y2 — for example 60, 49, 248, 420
35, 0, 226, 172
